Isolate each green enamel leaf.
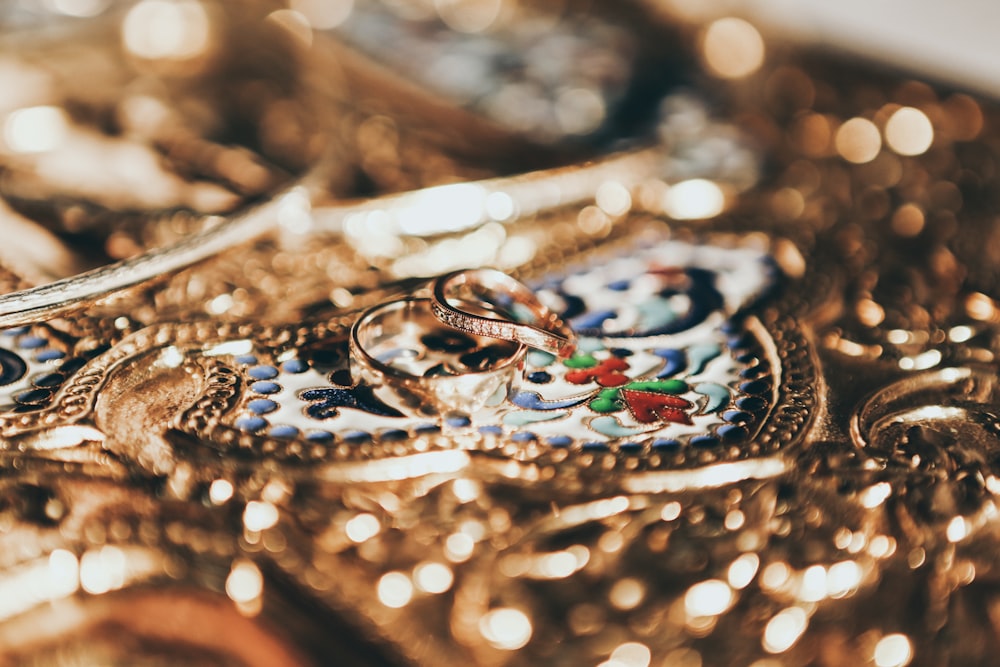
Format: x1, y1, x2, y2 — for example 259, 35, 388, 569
589, 388, 623, 413
623, 379, 689, 394
563, 353, 598, 369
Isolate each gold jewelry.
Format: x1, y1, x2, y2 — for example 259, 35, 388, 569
0, 143, 697, 328
350, 297, 525, 418
431, 268, 576, 358
4, 2, 1000, 667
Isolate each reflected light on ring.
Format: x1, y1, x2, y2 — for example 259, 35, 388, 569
578, 205, 612, 236
967, 292, 997, 321
760, 562, 791, 592
526, 547, 589, 579
452, 478, 481, 503
684, 579, 734, 617
874, 633, 914, 667
485, 191, 515, 221
445, 532, 475, 562
537, 551, 577, 578
479, 607, 533, 650
897, 348, 942, 371
661, 501, 682, 521
856, 298, 885, 327
609, 578, 645, 610
3, 106, 68, 153
946, 516, 969, 543
885, 107, 933, 156
596, 181, 633, 217
609, 642, 652, 667
377, 572, 414, 608
724, 509, 745, 530
414, 562, 453, 594
204, 339, 254, 357
987, 475, 1000, 496
345, 512, 381, 543
0, 553, 79, 621
762, 607, 809, 654
278, 187, 313, 234
826, 560, 862, 598
949, 325, 974, 343
243, 501, 279, 532
80, 546, 127, 595
396, 183, 487, 235
835, 118, 881, 164
663, 179, 725, 220
159, 346, 185, 369
886, 329, 910, 345
226, 560, 263, 604
861, 482, 892, 509
868, 535, 896, 559
207, 294, 233, 315
727, 553, 759, 590
123, 0, 211, 61
703, 18, 765, 79
798, 565, 827, 602
48, 549, 80, 598
209, 479, 234, 505
555, 496, 629, 529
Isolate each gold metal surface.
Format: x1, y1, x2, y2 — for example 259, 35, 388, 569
0, 2, 999, 666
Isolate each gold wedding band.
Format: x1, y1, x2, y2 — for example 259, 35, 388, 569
430, 268, 576, 358
349, 297, 525, 418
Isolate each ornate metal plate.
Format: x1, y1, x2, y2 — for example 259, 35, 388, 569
2, 2, 1000, 667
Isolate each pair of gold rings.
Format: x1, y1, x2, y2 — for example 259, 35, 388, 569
349, 269, 575, 418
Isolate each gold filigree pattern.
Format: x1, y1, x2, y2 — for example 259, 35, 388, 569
1, 2, 1000, 666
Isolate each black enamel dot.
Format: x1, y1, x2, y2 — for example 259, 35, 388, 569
0, 349, 27, 387
736, 396, 767, 413
739, 379, 770, 395
723, 410, 752, 424
718, 424, 749, 441
527, 371, 552, 384
652, 438, 681, 450
15, 388, 51, 405
32, 372, 65, 388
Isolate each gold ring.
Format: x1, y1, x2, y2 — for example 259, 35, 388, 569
431, 268, 577, 358
349, 297, 526, 419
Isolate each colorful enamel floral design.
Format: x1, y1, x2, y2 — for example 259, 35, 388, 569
0, 325, 79, 412
218, 236, 790, 455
